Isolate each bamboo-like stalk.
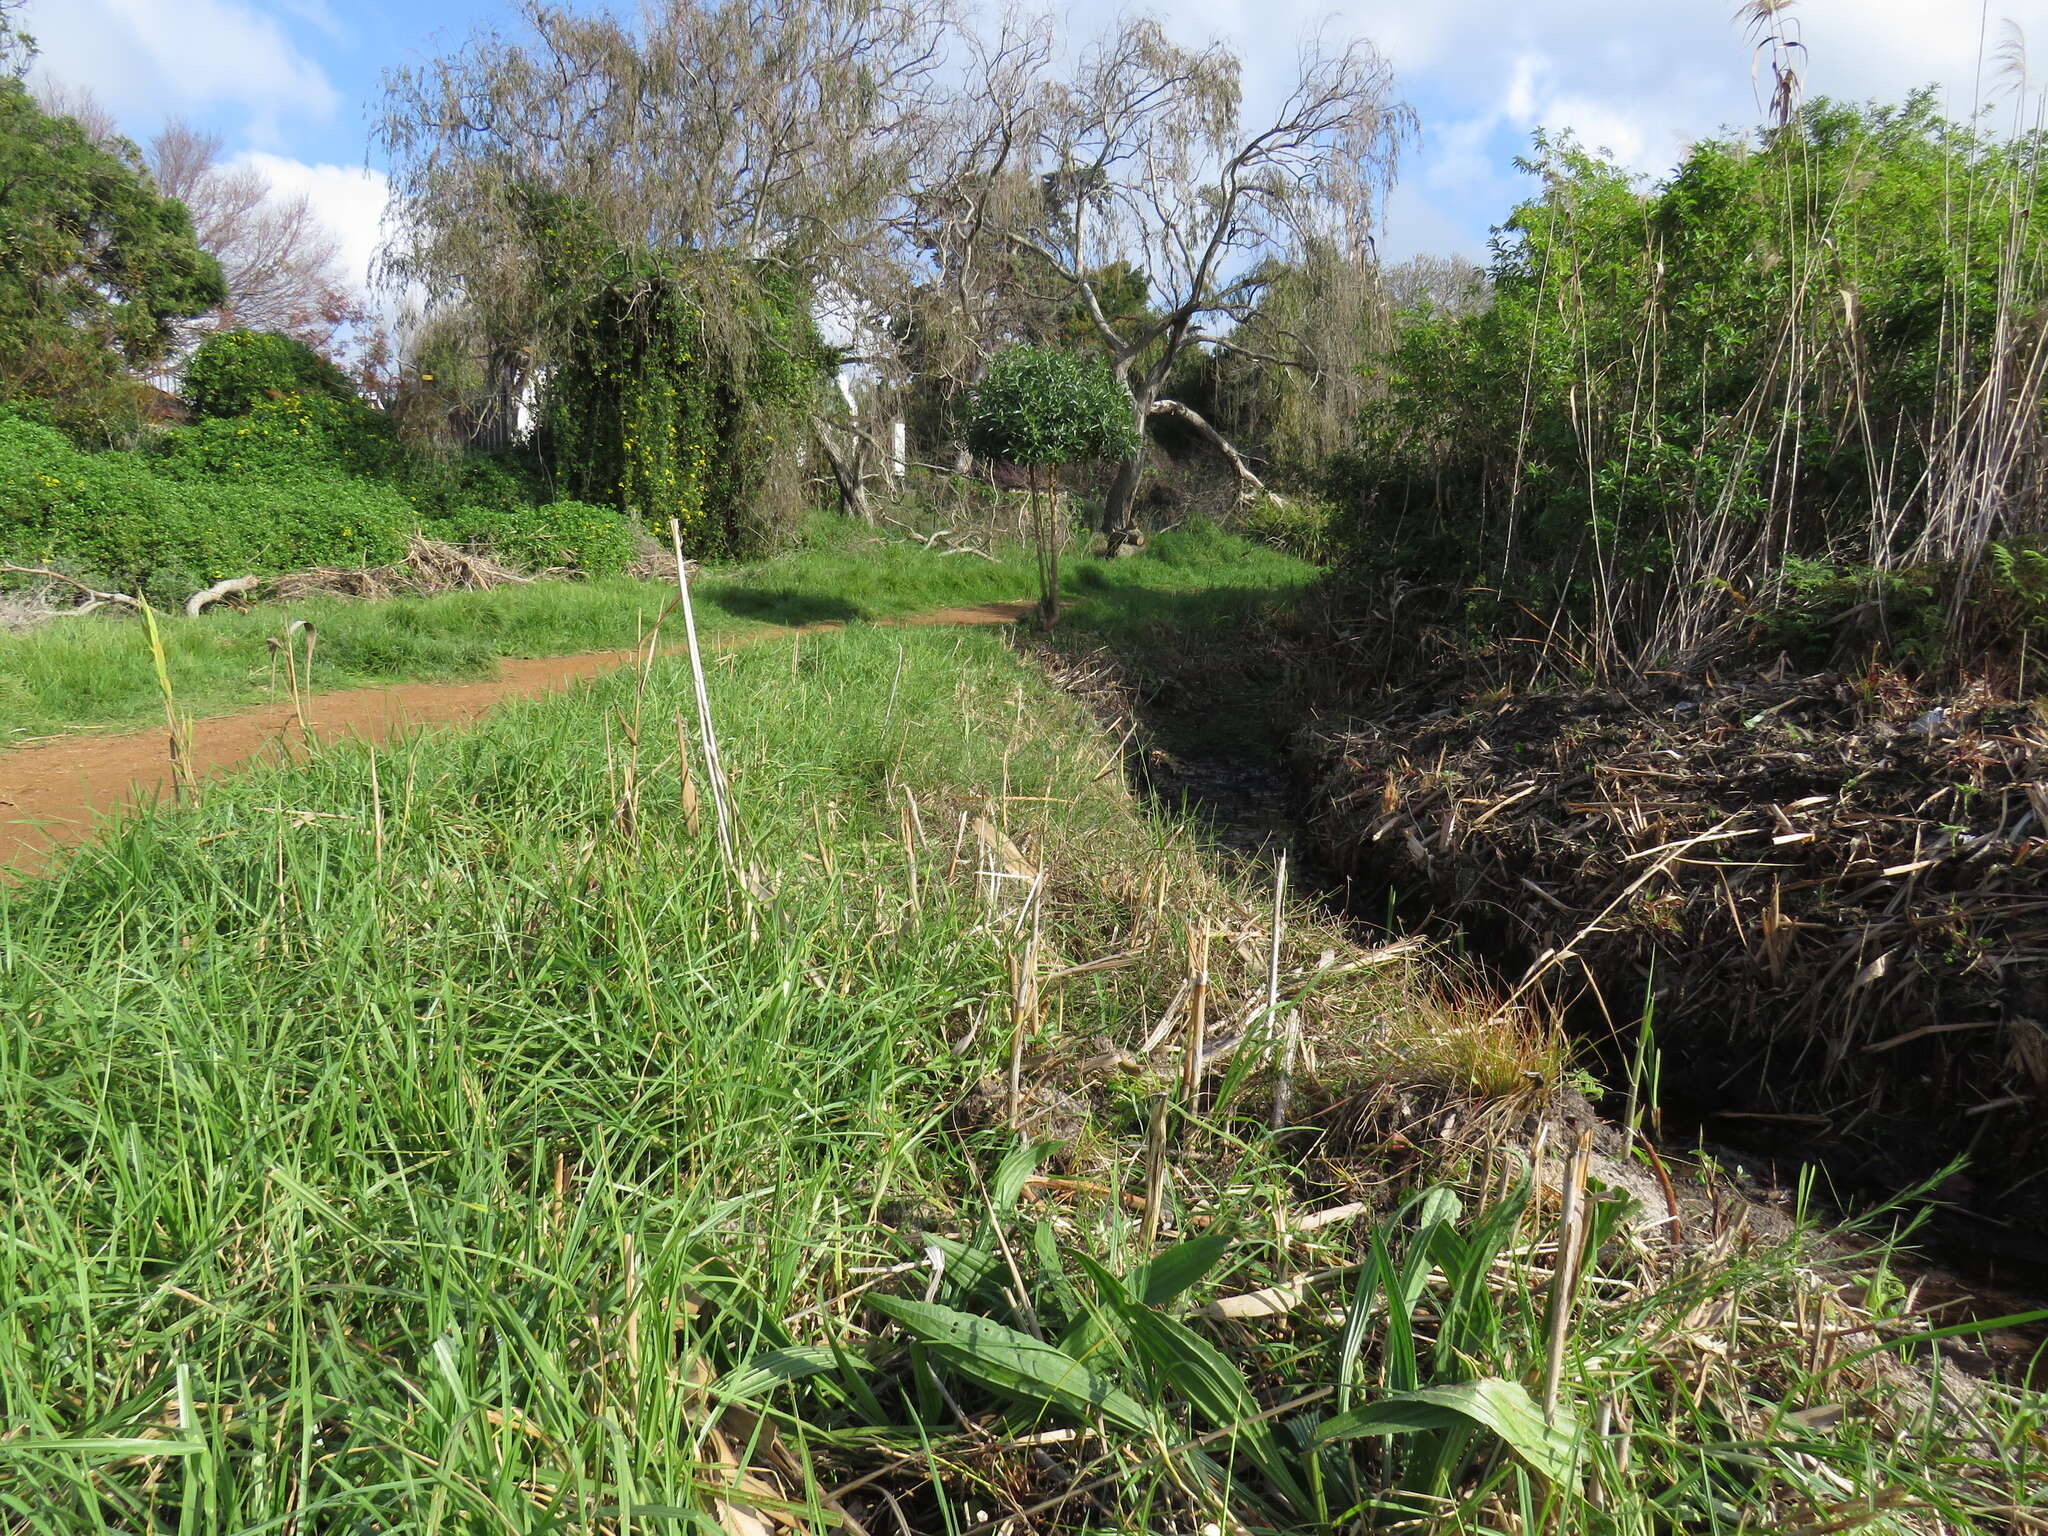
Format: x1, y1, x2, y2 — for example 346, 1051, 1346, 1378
1181, 925, 1210, 1106
669, 518, 739, 874
1139, 1094, 1169, 1250
1267, 853, 1297, 1128
1007, 900, 1041, 1127
138, 599, 197, 806
1541, 1129, 1595, 1425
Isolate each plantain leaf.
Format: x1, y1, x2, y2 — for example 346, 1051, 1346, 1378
1314, 1379, 1584, 1487
1058, 1231, 1230, 1364
1126, 1232, 1230, 1307
870, 1294, 1153, 1433
922, 1232, 1000, 1299
991, 1138, 1056, 1215
713, 1345, 863, 1404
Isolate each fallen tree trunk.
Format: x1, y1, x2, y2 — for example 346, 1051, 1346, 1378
1147, 398, 1275, 504
185, 574, 263, 616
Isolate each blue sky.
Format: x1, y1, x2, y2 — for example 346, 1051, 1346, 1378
29, 0, 2048, 310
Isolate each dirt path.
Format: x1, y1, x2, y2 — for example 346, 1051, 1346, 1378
1, 600, 1032, 877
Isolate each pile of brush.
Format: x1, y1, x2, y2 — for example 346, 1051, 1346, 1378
259, 535, 536, 602
1304, 664, 2048, 1241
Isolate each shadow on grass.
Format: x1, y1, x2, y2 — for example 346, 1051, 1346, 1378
1049, 572, 1339, 878
697, 587, 869, 626
1058, 573, 1325, 754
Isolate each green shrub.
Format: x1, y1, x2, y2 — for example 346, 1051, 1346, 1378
181, 330, 357, 419
442, 499, 636, 576
155, 390, 406, 484
964, 346, 1138, 471
0, 411, 412, 601
401, 451, 543, 523
1238, 495, 1336, 564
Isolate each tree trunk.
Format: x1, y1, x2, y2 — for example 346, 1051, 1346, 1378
1045, 474, 1062, 626
1100, 389, 1152, 534
812, 419, 873, 523
1031, 465, 1059, 628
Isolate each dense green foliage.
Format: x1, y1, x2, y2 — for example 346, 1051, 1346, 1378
153, 387, 407, 483
1333, 97, 2048, 666
0, 412, 412, 601
0, 80, 223, 439
965, 344, 1140, 469
179, 329, 358, 419
527, 195, 826, 556
0, 378, 637, 602
441, 497, 637, 577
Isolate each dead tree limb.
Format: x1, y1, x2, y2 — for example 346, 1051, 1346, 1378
1147, 399, 1279, 504
0, 565, 147, 614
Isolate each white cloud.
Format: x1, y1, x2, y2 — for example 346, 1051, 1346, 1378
29, 0, 338, 143
1141, 0, 2048, 255
228, 152, 392, 317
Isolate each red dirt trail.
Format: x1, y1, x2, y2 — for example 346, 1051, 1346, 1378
1, 600, 1032, 878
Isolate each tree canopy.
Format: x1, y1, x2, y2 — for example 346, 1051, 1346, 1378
965, 345, 1138, 468
0, 78, 223, 434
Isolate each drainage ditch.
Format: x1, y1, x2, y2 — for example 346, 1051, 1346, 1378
1057, 646, 2048, 1354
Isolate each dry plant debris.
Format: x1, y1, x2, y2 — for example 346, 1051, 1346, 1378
1307, 664, 2048, 1241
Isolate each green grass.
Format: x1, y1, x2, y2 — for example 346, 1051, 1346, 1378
2, 617, 2039, 1533
0, 514, 1308, 748
0, 523, 1043, 746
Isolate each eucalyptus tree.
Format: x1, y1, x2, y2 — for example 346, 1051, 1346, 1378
147, 122, 364, 354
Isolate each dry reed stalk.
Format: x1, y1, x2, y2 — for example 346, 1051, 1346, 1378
1007, 904, 1042, 1127
901, 797, 920, 908
1139, 1095, 1169, 1249
946, 809, 969, 882
279, 620, 315, 735
1267, 854, 1297, 1128
138, 600, 197, 806
1181, 926, 1211, 1106
1541, 1129, 1595, 1426
675, 714, 702, 839
369, 750, 385, 867
612, 708, 642, 843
